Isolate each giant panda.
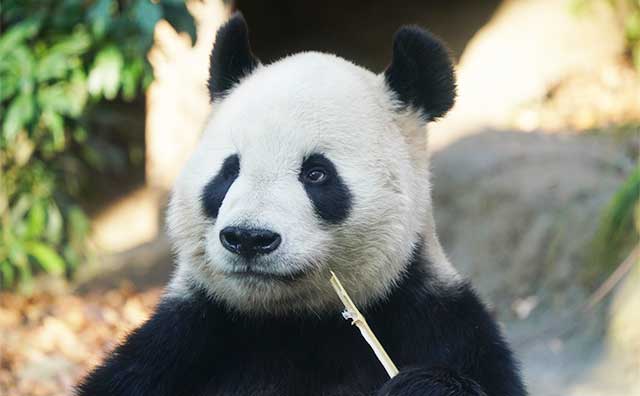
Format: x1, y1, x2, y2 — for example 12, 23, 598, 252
77, 13, 526, 396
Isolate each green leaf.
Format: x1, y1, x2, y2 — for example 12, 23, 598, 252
0, 18, 42, 57
625, 11, 640, 42
0, 261, 15, 289
25, 242, 65, 276
87, 0, 114, 39
8, 244, 27, 266
37, 84, 65, 113
65, 70, 88, 116
73, 126, 88, 143
13, 130, 36, 166
589, 164, 640, 278
10, 195, 32, 226
87, 45, 123, 100
0, 188, 8, 214
37, 77, 87, 118
36, 52, 71, 82
633, 41, 640, 72
26, 200, 46, 238
0, 73, 19, 102
1, 45, 36, 90
63, 245, 80, 270
49, 29, 91, 56
2, 93, 35, 141
45, 202, 63, 244
132, 0, 163, 36
68, 206, 90, 243
41, 111, 66, 151
8, 244, 32, 288
121, 57, 144, 100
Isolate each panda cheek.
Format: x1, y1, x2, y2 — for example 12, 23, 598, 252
201, 154, 240, 219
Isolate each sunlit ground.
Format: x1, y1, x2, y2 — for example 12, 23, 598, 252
0, 286, 161, 396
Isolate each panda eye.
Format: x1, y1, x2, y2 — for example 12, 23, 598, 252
304, 167, 328, 184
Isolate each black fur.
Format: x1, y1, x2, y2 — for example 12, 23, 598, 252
377, 368, 487, 396
299, 153, 352, 224
201, 154, 240, 218
76, 242, 526, 396
384, 26, 456, 121
207, 12, 260, 101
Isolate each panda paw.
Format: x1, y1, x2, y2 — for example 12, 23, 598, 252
376, 368, 486, 396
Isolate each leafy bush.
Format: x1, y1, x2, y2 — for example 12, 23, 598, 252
609, 0, 640, 70
0, 0, 193, 290
625, 1, 640, 69
587, 164, 640, 284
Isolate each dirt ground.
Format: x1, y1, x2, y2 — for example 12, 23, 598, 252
0, 285, 162, 396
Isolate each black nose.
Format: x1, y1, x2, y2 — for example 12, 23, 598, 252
219, 227, 282, 257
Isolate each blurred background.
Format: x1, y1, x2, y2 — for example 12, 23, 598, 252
0, 0, 638, 395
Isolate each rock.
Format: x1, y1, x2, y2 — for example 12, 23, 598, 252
430, 130, 638, 395
432, 131, 631, 314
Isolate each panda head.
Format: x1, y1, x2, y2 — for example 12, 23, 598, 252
167, 13, 456, 315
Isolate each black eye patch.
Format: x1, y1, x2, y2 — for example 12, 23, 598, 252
201, 154, 240, 218
299, 153, 352, 224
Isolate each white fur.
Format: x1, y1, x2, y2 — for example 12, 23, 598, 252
166, 52, 460, 315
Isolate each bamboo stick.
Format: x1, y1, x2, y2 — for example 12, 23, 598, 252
329, 271, 399, 378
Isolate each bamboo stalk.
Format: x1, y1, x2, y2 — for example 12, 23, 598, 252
329, 271, 399, 378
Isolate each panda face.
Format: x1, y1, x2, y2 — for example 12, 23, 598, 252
169, 53, 420, 314
167, 14, 456, 315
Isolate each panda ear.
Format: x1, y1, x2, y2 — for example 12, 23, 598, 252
384, 26, 456, 121
207, 12, 260, 101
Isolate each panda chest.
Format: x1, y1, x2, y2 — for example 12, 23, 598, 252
199, 321, 391, 396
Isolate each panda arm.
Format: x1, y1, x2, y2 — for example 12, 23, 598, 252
75, 293, 218, 396
376, 367, 487, 396
375, 283, 526, 396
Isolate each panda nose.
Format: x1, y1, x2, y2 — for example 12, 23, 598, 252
219, 227, 282, 257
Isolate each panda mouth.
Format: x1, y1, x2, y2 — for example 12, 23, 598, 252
227, 268, 311, 283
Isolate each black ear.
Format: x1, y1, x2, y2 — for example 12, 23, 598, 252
384, 26, 456, 121
207, 12, 260, 101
